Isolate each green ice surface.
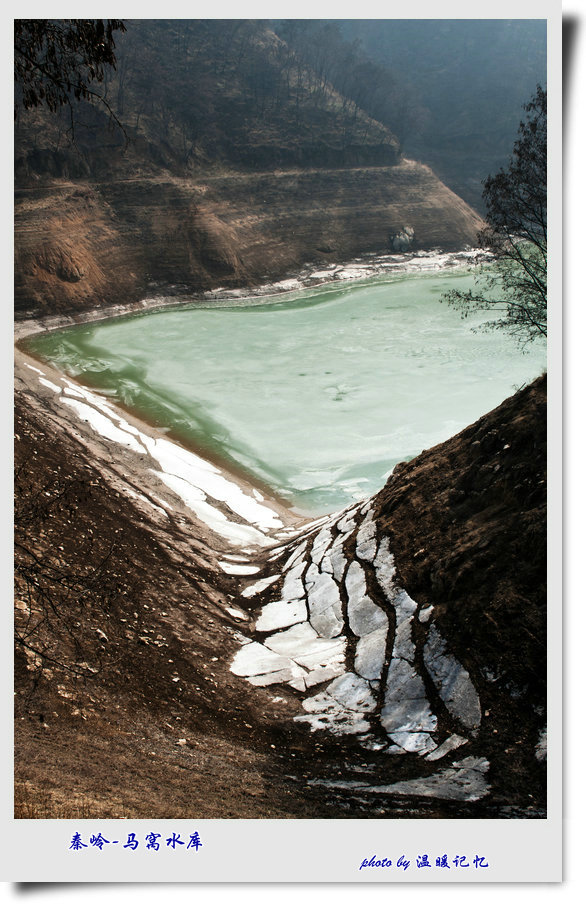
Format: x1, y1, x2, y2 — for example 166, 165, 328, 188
27, 269, 546, 515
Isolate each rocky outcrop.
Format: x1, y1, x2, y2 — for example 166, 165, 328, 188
389, 225, 415, 252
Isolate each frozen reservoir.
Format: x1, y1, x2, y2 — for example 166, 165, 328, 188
25, 269, 546, 514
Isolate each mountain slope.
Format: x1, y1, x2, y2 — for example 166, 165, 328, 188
14, 20, 484, 318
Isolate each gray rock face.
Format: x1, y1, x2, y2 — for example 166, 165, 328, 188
389, 225, 415, 252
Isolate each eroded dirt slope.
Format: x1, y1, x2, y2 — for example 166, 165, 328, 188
14, 161, 484, 318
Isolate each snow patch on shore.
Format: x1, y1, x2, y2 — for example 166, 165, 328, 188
28, 369, 285, 549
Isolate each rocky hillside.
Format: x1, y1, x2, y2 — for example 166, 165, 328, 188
14, 20, 484, 318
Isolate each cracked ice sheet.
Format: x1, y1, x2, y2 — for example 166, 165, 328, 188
294, 673, 377, 735
61, 398, 146, 454
329, 538, 349, 583
419, 605, 434, 623
327, 673, 377, 712
370, 756, 490, 802
58, 378, 282, 545
281, 560, 306, 601
125, 487, 168, 517
311, 527, 333, 565
294, 696, 371, 735
282, 541, 308, 571
152, 471, 271, 547
231, 641, 304, 680
423, 623, 481, 730
354, 625, 388, 681
63, 380, 132, 424
345, 561, 388, 637
393, 612, 417, 661
382, 658, 437, 735
337, 508, 359, 534
38, 377, 62, 394
263, 621, 346, 670
373, 537, 397, 600
294, 515, 331, 536
218, 561, 260, 575
425, 733, 468, 762
355, 505, 377, 563
305, 564, 344, 637
256, 599, 308, 633
308, 756, 490, 802
241, 575, 281, 598
387, 732, 437, 755
248, 664, 307, 688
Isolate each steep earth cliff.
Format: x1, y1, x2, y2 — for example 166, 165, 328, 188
14, 162, 484, 317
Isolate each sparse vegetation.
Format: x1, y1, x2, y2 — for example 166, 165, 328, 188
443, 87, 547, 344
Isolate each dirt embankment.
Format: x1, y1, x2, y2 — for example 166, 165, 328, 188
14, 370, 312, 820
373, 375, 547, 807
14, 160, 484, 318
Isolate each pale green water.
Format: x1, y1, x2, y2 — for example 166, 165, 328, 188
26, 270, 546, 514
